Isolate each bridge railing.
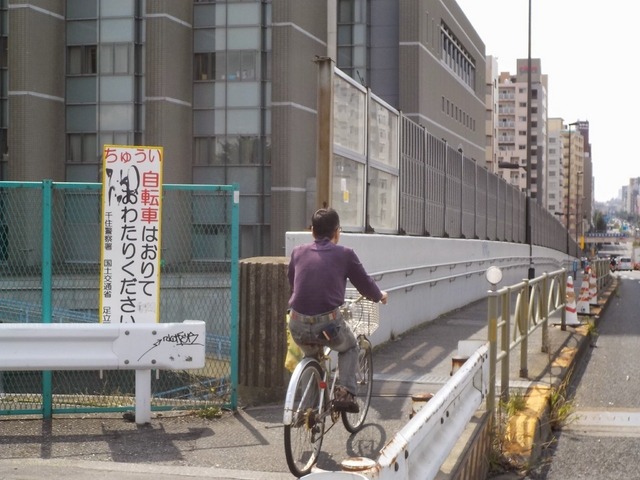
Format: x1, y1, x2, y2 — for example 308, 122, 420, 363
486, 268, 567, 412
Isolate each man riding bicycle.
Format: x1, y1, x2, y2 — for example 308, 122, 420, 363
288, 208, 388, 413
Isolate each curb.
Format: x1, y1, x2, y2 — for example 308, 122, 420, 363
501, 275, 618, 471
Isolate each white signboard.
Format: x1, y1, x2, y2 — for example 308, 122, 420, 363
99, 145, 164, 324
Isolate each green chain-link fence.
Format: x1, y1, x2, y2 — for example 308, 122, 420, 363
0, 181, 239, 416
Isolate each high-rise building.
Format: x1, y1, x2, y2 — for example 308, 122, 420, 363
546, 118, 564, 216
496, 59, 548, 204
575, 121, 593, 232
1, 0, 485, 257
563, 122, 585, 242
626, 178, 640, 216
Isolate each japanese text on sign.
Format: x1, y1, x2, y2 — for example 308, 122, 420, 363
99, 145, 164, 324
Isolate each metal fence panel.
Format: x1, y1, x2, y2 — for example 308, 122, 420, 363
444, 145, 461, 238
399, 117, 426, 236
425, 134, 445, 237
461, 156, 476, 239
516, 193, 526, 243
475, 167, 488, 240
505, 187, 515, 242
486, 173, 498, 241
0, 181, 239, 416
496, 180, 506, 241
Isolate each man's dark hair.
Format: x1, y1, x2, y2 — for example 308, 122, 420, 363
311, 208, 340, 239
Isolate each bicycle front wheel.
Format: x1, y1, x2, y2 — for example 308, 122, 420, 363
342, 336, 373, 433
284, 361, 326, 477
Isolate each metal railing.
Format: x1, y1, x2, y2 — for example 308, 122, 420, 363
303, 343, 490, 480
486, 258, 611, 412
486, 268, 565, 412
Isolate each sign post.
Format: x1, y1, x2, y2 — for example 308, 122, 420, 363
99, 145, 164, 423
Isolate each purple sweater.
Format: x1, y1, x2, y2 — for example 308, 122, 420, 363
288, 238, 383, 315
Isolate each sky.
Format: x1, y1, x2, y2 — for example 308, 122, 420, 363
455, 0, 638, 202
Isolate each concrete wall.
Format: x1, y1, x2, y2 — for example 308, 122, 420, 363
286, 232, 569, 345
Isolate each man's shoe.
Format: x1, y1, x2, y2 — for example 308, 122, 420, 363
333, 386, 359, 413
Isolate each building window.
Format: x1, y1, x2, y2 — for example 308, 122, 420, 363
337, 0, 368, 85
68, 133, 98, 163
194, 135, 262, 165
68, 45, 97, 75
196, 51, 257, 81
440, 23, 475, 89
195, 52, 215, 81
227, 51, 257, 81
100, 44, 132, 74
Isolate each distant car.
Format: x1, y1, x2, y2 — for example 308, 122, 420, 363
618, 257, 633, 271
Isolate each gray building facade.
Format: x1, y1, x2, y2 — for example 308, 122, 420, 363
1, 0, 486, 258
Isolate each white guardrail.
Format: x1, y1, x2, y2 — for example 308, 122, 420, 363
0, 320, 206, 424
303, 342, 489, 480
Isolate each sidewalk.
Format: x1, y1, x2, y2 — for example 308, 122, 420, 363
0, 274, 616, 479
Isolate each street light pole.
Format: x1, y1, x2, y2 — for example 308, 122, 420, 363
566, 124, 571, 255
525, 0, 534, 279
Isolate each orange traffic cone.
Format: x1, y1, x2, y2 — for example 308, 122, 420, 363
564, 275, 581, 326
576, 276, 591, 315
589, 270, 598, 306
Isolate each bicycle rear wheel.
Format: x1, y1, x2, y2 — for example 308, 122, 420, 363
342, 336, 373, 433
284, 361, 326, 477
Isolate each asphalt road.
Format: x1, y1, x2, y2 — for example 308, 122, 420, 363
525, 269, 640, 479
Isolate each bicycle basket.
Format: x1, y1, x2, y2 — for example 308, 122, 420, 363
341, 288, 380, 336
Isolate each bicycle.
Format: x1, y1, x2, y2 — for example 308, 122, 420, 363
283, 290, 379, 477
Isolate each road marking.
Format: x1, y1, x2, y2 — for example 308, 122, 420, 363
374, 372, 450, 385
373, 373, 544, 391
564, 410, 640, 436
445, 319, 485, 326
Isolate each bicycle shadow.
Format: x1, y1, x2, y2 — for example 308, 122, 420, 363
316, 422, 386, 471
347, 422, 386, 457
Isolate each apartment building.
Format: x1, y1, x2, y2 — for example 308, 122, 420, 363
0, 0, 485, 258
546, 118, 564, 216
575, 120, 593, 232
495, 58, 548, 204
563, 122, 585, 241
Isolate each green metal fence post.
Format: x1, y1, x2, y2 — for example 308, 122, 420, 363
229, 184, 240, 410
41, 180, 53, 418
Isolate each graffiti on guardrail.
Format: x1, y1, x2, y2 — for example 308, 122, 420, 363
137, 329, 203, 362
